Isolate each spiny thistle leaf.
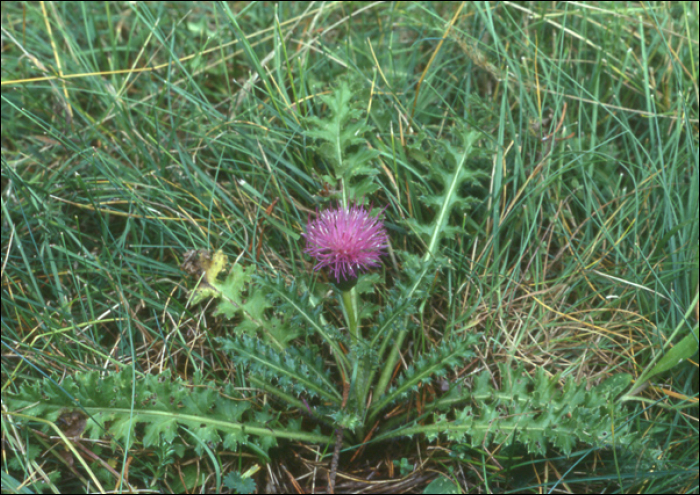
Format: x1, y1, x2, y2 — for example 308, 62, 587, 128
372, 334, 479, 414
383, 365, 635, 457
405, 130, 488, 250
188, 250, 299, 348
360, 291, 416, 360
392, 250, 444, 299
217, 335, 342, 405
256, 276, 349, 371
223, 472, 256, 494
304, 81, 381, 199
4, 369, 332, 459
305, 81, 368, 169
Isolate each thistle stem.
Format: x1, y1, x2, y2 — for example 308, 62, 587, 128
341, 288, 369, 424
341, 289, 358, 342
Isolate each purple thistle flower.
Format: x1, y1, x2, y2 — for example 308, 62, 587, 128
303, 202, 388, 285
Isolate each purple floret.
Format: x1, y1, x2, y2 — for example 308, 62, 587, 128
303, 203, 388, 283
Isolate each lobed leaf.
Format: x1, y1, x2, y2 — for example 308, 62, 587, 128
382, 365, 635, 457
303, 81, 382, 200
405, 130, 488, 254
189, 251, 300, 348
4, 369, 332, 460
371, 334, 479, 416
218, 335, 342, 405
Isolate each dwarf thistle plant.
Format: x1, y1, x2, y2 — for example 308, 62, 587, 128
169, 85, 642, 458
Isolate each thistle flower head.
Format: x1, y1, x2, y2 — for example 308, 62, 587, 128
303, 202, 388, 285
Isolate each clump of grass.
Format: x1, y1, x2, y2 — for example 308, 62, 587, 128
2, 2, 697, 494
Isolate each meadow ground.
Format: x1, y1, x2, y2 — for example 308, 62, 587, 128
2, 2, 698, 493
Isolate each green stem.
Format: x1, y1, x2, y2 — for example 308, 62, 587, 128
341, 288, 370, 427
341, 289, 358, 342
